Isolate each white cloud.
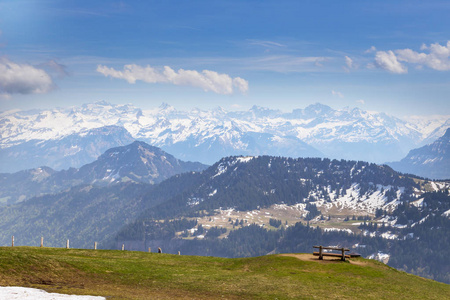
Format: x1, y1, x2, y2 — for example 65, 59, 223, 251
247, 39, 286, 48
37, 60, 69, 78
365, 46, 377, 54
0, 58, 53, 96
372, 41, 450, 73
232, 77, 249, 94
395, 41, 450, 71
345, 56, 354, 69
97, 64, 248, 95
331, 90, 344, 98
96, 64, 165, 84
356, 99, 365, 105
244, 55, 329, 72
374, 50, 408, 74
344, 56, 359, 71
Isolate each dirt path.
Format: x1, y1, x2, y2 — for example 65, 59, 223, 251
279, 253, 368, 266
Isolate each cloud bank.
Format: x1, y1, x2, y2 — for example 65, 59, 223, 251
0, 58, 53, 96
96, 64, 248, 95
374, 41, 450, 73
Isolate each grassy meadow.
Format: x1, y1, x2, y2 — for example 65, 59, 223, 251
0, 247, 448, 299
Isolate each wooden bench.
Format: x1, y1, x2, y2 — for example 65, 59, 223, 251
313, 246, 350, 261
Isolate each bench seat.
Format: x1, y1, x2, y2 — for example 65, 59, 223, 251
313, 252, 350, 258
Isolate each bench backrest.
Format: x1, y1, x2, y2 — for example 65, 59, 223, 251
313, 246, 350, 251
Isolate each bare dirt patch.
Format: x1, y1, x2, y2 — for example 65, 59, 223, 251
279, 253, 369, 266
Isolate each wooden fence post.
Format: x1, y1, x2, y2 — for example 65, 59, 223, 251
40, 237, 44, 247
11, 236, 14, 247
122, 244, 124, 251
148, 247, 151, 253
94, 242, 97, 250
66, 239, 69, 249
319, 246, 323, 260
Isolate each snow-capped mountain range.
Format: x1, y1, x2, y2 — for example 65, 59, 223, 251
1, 101, 449, 171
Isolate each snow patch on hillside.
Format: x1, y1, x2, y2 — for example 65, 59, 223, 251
236, 156, 254, 163
0, 287, 105, 299
212, 156, 255, 178
369, 252, 390, 264
315, 184, 402, 213
323, 228, 353, 234
411, 198, 424, 208
380, 232, 398, 240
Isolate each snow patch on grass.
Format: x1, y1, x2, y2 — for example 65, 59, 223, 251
0, 287, 105, 299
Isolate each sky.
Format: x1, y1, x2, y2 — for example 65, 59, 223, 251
0, 0, 449, 117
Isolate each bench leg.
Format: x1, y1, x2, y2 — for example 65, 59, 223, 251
341, 248, 345, 261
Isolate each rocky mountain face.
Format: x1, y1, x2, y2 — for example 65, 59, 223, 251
388, 128, 450, 179
0, 141, 207, 205
0, 125, 135, 173
2, 101, 449, 172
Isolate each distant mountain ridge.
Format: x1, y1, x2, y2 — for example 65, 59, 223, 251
388, 128, 450, 179
0, 141, 207, 205
0, 125, 135, 173
2, 101, 449, 172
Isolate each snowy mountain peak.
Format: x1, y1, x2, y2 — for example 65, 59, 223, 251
94, 100, 112, 106
303, 103, 333, 117
249, 105, 281, 118
81, 100, 114, 110
444, 127, 450, 138
214, 106, 227, 113
159, 102, 176, 113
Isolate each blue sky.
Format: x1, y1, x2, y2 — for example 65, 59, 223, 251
0, 0, 449, 116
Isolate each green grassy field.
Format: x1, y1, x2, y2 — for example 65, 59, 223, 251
0, 247, 448, 299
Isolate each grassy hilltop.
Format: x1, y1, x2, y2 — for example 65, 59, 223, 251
0, 247, 448, 299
